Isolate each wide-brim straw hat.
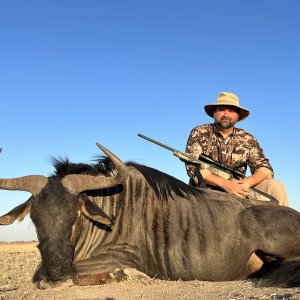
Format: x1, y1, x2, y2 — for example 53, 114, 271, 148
204, 92, 250, 121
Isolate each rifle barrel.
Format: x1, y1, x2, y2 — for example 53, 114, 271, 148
138, 134, 177, 153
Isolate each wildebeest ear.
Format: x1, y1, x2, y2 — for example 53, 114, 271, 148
0, 198, 31, 225
79, 198, 113, 226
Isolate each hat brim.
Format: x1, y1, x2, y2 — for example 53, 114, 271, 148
204, 104, 250, 121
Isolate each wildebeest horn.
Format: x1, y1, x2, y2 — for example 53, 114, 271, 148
62, 143, 128, 194
0, 175, 48, 196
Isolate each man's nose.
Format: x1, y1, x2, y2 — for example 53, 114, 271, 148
223, 109, 230, 116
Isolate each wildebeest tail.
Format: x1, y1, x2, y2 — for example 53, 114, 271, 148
252, 259, 300, 287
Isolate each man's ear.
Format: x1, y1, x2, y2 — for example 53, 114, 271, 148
0, 198, 31, 225
79, 197, 113, 226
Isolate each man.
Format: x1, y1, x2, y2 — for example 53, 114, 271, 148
185, 91, 288, 206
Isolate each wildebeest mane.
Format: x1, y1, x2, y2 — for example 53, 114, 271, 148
126, 161, 203, 200
50, 156, 114, 177
50, 156, 203, 200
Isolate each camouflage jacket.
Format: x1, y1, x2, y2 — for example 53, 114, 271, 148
185, 123, 274, 182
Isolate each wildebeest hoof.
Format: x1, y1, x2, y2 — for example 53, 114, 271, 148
107, 268, 127, 283
123, 268, 150, 280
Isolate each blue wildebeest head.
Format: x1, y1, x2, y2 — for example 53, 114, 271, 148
0, 143, 128, 288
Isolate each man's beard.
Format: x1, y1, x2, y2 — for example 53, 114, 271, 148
215, 118, 233, 129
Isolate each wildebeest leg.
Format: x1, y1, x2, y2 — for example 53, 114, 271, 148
77, 267, 149, 285
75, 250, 143, 286
240, 205, 300, 266
75, 258, 127, 285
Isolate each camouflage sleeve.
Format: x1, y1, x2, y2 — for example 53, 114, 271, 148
185, 127, 204, 181
248, 136, 274, 178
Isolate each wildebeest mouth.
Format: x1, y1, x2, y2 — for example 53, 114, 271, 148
32, 260, 78, 289
35, 277, 77, 289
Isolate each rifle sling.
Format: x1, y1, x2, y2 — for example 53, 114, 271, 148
194, 167, 207, 188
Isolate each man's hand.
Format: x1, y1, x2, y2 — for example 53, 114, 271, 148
201, 171, 268, 198
204, 173, 250, 198
220, 178, 250, 198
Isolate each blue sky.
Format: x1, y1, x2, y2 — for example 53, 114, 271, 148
0, 1, 299, 241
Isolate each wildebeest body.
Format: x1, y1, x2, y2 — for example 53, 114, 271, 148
74, 166, 299, 282
0, 144, 299, 288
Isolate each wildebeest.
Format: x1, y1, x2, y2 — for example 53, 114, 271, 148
0, 143, 300, 289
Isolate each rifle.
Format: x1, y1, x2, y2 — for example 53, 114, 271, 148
138, 133, 278, 204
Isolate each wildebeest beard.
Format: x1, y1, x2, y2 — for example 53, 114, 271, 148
30, 178, 79, 287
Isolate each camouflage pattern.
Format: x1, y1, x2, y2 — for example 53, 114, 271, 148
247, 188, 274, 202
185, 123, 274, 182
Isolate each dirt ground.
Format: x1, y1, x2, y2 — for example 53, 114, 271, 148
0, 242, 299, 300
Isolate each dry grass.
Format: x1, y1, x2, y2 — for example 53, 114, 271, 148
0, 242, 38, 252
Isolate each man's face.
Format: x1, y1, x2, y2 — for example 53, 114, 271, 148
214, 105, 239, 129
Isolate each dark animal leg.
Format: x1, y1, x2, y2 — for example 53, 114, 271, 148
74, 251, 139, 285
240, 205, 300, 259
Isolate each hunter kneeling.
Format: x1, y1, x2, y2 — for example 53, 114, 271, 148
185, 91, 288, 206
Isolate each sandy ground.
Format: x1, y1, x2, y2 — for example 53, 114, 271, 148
0, 242, 299, 300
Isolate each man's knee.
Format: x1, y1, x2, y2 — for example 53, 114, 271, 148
255, 179, 288, 206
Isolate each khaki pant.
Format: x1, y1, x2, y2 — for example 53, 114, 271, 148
255, 179, 288, 206
246, 179, 288, 276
